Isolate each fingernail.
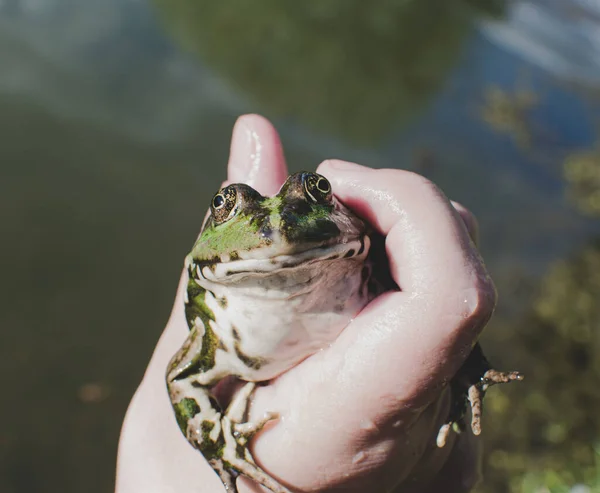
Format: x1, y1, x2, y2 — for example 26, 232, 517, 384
229, 115, 259, 183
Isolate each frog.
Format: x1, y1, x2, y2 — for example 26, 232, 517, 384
166, 171, 522, 493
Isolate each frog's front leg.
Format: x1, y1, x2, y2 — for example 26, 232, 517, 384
166, 331, 290, 493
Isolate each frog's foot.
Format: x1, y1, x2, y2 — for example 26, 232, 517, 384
218, 413, 291, 493
188, 409, 288, 492
436, 368, 523, 448
225, 381, 279, 445
468, 369, 523, 436
193, 381, 287, 493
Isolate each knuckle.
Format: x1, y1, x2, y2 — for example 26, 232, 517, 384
461, 271, 497, 323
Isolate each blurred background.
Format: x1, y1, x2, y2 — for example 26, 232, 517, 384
1, 0, 600, 492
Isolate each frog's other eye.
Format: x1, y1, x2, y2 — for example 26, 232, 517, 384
211, 186, 238, 224
303, 173, 333, 204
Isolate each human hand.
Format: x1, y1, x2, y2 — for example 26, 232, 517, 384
116, 114, 493, 492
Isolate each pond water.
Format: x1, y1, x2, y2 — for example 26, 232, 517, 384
2, 1, 600, 492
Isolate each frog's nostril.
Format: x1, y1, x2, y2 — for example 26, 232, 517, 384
260, 225, 273, 240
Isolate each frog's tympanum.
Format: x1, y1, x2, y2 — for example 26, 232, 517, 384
166, 171, 522, 493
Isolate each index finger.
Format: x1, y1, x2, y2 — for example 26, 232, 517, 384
227, 114, 288, 195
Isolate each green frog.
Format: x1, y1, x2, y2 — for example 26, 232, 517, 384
166, 171, 521, 493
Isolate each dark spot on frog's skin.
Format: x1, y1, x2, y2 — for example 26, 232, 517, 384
199, 420, 224, 458
217, 339, 228, 351
234, 341, 266, 370
184, 284, 215, 327
284, 217, 340, 243
202, 420, 215, 435
209, 396, 220, 410
334, 303, 345, 313
280, 197, 313, 218
357, 236, 366, 256
174, 398, 201, 433
218, 296, 228, 309
186, 279, 203, 301
236, 443, 246, 460
248, 204, 270, 226
174, 285, 220, 377
260, 223, 273, 241
360, 265, 373, 298
192, 257, 208, 268
276, 194, 339, 243
367, 278, 381, 297
343, 249, 355, 258
232, 326, 241, 342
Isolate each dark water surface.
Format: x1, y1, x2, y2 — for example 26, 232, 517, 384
2, 1, 600, 492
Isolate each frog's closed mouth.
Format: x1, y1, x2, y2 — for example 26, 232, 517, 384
195, 235, 369, 281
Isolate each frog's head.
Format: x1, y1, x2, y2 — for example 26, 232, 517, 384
187, 172, 368, 279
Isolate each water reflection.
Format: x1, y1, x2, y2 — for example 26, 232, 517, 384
1, 1, 600, 492
0, 0, 245, 142
479, 0, 600, 87
479, 80, 539, 149
564, 146, 600, 216
152, 0, 505, 143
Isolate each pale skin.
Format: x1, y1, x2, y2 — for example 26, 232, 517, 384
116, 114, 493, 492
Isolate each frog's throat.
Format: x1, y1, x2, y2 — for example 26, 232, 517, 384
193, 235, 370, 283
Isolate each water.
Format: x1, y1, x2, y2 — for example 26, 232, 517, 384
1, 1, 600, 492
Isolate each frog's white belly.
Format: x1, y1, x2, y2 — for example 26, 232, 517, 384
199, 254, 372, 381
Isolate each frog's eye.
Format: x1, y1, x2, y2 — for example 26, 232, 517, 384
303, 173, 333, 204
211, 186, 238, 224
212, 194, 225, 209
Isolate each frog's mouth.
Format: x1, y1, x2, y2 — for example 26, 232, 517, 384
195, 235, 370, 283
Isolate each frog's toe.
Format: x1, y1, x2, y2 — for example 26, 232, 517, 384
435, 422, 457, 448
436, 423, 452, 448
436, 417, 467, 447
481, 369, 524, 389
233, 411, 279, 444
208, 459, 238, 492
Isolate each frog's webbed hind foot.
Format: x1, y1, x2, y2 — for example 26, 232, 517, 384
436, 344, 523, 448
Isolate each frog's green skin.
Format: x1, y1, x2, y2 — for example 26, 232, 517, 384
166, 171, 522, 493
